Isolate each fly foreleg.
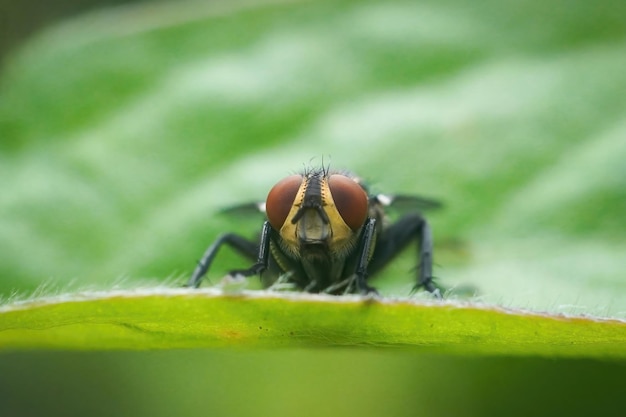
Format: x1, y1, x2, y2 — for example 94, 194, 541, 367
227, 221, 272, 279
353, 218, 379, 295
186, 221, 272, 288
369, 213, 440, 297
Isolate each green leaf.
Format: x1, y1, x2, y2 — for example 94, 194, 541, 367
1, 0, 626, 357
2, 289, 625, 358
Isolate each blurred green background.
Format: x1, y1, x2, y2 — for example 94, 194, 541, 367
1, 0, 626, 415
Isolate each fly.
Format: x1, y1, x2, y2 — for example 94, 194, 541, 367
187, 166, 442, 297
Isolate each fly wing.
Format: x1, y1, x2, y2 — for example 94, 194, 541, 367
219, 202, 266, 216
372, 194, 443, 212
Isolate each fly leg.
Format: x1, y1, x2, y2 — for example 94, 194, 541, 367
368, 213, 441, 298
353, 218, 379, 295
187, 221, 272, 288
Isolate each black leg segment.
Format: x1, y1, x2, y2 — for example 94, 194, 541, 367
353, 218, 379, 295
186, 221, 272, 288
227, 221, 272, 278
368, 213, 439, 296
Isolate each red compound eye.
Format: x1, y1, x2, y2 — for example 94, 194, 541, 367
266, 175, 303, 230
328, 174, 368, 231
